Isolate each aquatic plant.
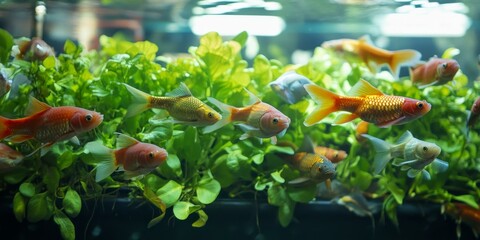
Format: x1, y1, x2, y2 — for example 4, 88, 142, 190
0, 29, 479, 239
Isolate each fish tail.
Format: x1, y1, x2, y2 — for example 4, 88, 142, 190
361, 134, 393, 174
203, 97, 234, 134
85, 141, 117, 182
123, 83, 152, 118
0, 116, 12, 140
303, 84, 340, 126
389, 50, 422, 79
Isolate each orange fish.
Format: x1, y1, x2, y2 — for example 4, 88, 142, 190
304, 79, 431, 127
314, 146, 348, 164
355, 120, 370, 142
322, 36, 421, 79
443, 202, 480, 238
85, 133, 168, 182
0, 97, 103, 154
203, 89, 290, 144
0, 143, 23, 171
410, 57, 460, 88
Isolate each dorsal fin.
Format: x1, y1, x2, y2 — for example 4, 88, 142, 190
298, 136, 315, 154
347, 79, 384, 97
244, 88, 261, 105
25, 96, 51, 115
165, 82, 192, 97
358, 35, 374, 45
116, 133, 139, 149
396, 131, 413, 144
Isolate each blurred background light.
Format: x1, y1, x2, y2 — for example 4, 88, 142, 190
189, 15, 285, 36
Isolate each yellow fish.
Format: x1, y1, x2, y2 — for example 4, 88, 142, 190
123, 83, 222, 127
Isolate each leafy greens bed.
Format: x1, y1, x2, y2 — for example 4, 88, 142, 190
0, 30, 479, 240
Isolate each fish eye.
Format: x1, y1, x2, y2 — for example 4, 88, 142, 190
272, 118, 279, 124
85, 114, 93, 121
148, 152, 154, 159
442, 63, 448, 69
423, 146, 428, 151
208, 112, 213, 118
416, 102, 424, 109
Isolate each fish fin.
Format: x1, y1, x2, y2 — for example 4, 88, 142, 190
277, 128, 288, 138
421, 170, 431, 180
395, 131, 414, 144
376, 116, 407, 128
406, 169, 421, 178
347, 79, 383, 97
389, 49, 422, 79
270, 136, 277, 145
115, 133, 139, 149
333, 113, 359, 125
70, 136, 80, 145
361, 134, 392, 174
124, 168, 154, 180
165, 82, 192, 97
431, 159, 449, 172
85, 141, 117, 182
237, 124, 260, 141
392, 159, 418, 167
25, 96, 51, 115
358, 35, 374, 45
244, 88, 261, 105
416, 81, 439, 89
7, 134, 33, 143
203, 97, 234, 133
303, 84, 340, 126
288, 177, 312, 185
123, 83, 153, 118
298, 136, 315, 153
40, 143, 54, 156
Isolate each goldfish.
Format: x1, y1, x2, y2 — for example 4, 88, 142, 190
355, 120, 370, 142
467, 97, 480, 129
279, 137, 336, 185
203, 89, 290, 144
85, 133, 168, 182
123, 83, 222, 127
303, 79, 431, 127
362, 131, 448, 180
0, 97, 103, 155
443, 202, 480, 238
322, 36, 421, 79
269, 71, 313, 104
314, 146, 348, 164
409, 57, 460, 88
0, 143, 24, 171
14, 37, 55, 61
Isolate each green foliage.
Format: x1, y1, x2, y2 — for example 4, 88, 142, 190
1, 29, 479, 240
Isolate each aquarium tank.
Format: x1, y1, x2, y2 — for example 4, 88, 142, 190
0, 0, 479, 239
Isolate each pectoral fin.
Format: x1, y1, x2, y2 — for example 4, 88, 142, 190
431, 159, 449, 172
376, 116, 406, 128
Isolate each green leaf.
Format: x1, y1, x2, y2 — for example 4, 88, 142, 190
63, 188, 82, 218
64, 39, 77, 54
57, 151, 74, 170
0, 28, 13, 64
166, 154, 183, 178
452, 195, 479, 209
53, 210, 75, 240
384, 195, 399, 227
278, 201, 295, 227
386, 181, 405, 205
19, 182, 35, 198
192, 210, 208, 228
43, 56, 56, 69
268, 184, 288, 207
255, 178, 272, 191
13, 192, 26, 222
196, 177, 221, 204
441, 48, 460, 59
43, 167, 60, 193
232, 31, 248, 47
128, 41, 158, 61
4, 169, 29, 184
287, 184, 316, 203
351, 170, 373, 191
265, 145, 294, 155
156, 180, 182, 207
271, 170, 285, 184
27, 192, 53, 222
147, 213, 166, 229
252, 153, 264, 165
173, 201, 195, 220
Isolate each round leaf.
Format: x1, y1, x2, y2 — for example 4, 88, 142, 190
156, 180, 182, 207
27, 192, 53, 222
173, 201, 194, 220
54, 210, 75, 240
13, 192, 26, 222
43, 167, 60, 193
63, 188, 82, 217
196, 178, 221, 204
19, 182, 35, 198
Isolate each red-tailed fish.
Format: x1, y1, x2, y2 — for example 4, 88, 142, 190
322, 36, 421, 79
86, 133, 168, 182
0, 97, 103, 155
409, 57, 460, 88
362, 131, 448, 180
304, 79, 431, 127
123, 83, 222, 126
0, 143, 24, 171
203, 89, 290, 144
